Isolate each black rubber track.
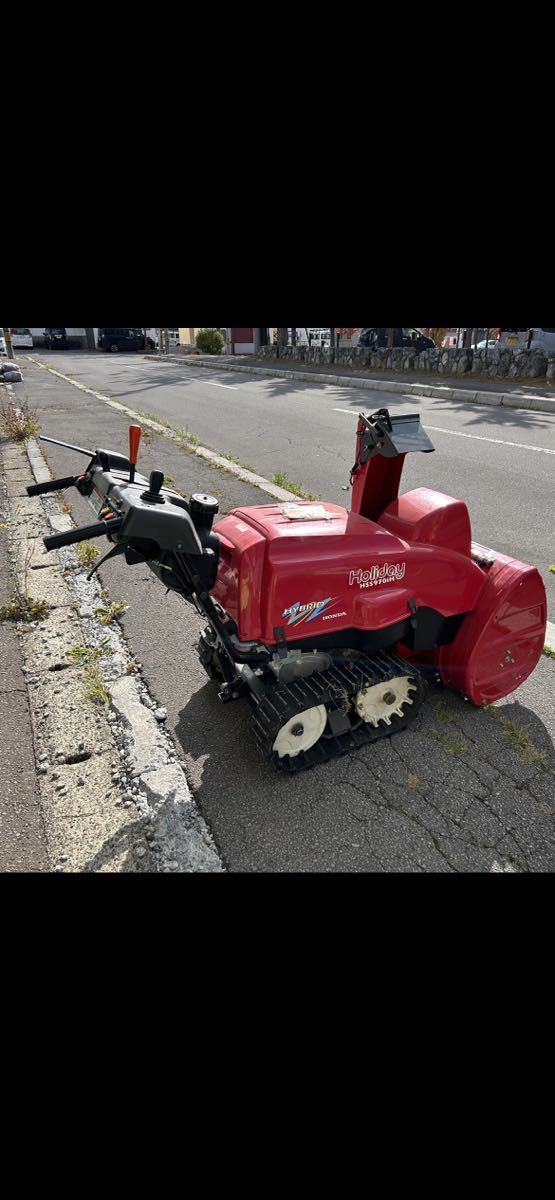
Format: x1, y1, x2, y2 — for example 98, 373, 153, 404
251, 651, 426, 773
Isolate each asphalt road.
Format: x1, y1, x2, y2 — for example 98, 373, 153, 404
14, 357, 555, 873
28, 351, 555, 619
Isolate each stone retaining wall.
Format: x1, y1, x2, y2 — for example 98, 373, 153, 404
257, 344, 555, 382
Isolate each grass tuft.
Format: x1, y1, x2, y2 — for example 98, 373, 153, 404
487, 706, 549, 770
76, 542, 99, 567
83, 665, 109, 706
271, 472, 316, 500
1, 399, 39, 442
94, 600, 128, 625
0, 595, 49, 622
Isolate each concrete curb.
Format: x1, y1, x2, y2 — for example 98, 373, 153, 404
9, 434, 224, 872
546, 620, 555, 655
152, 354, 555, 415
28, 358, 303, 503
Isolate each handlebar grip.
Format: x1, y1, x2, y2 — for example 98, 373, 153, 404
43, 517, 123, 551
27, 475, 78, 496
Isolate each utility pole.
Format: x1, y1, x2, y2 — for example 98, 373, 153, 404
4, 328, 14, 359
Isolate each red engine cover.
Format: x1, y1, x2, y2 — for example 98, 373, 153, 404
437, 546, 547, 704
212, 502, 485, 644
379, 487, 472, 559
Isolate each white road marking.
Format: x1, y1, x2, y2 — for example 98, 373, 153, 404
331, 409, 555, 454
200, 381, 238, 390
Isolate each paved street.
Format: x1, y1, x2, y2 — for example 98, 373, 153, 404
7, 354, 553, 873
28, 351, 555, 619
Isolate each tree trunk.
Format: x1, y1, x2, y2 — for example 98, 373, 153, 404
463, 328, 473, 349
277, 328, 288, 346
387, 328, 395, 348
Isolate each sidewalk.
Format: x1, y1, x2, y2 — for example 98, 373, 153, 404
0, 396, 223, 873
0, 440, 49, 871
155, 353, 555, 415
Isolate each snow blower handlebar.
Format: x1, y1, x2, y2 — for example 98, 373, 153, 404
27, 425, 221, 601
43, 517, 124, 551
27, 475, 82, 496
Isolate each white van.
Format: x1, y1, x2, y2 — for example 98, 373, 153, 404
10, 328, 34, 348
498, 328, 555, 353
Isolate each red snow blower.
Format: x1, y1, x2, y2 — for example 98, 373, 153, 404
28, 409, 547, 771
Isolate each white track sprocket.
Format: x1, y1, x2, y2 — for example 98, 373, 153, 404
273, 705, 328, 759
354, 675, 417, 727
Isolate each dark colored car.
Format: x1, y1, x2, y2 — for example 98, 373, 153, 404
98, 328, 154, 353
358, 327, 435, 353
44, 328, 69, 349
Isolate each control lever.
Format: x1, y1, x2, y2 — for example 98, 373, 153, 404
86, 543, 126, 580
141, 471, 165, 504
129, 425, 141, 484
40, 435, 94, 457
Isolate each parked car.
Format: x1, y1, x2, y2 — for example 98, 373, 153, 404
358, 328, 435, 353
44, 328, 69, 349
442, 332, 500, 351
10, 328, 33, 349
98, 328, 152, 353
497, 328, 555, 353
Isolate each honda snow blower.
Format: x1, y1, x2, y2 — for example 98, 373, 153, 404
28, 411, 547, 772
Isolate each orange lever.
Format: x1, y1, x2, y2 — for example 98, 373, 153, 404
128, 425, 141, 482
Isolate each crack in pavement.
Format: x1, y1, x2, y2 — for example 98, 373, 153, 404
342, 755, 459, 871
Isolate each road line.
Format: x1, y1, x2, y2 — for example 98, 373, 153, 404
331, 409, 555, 454
201, 380, 238, 390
